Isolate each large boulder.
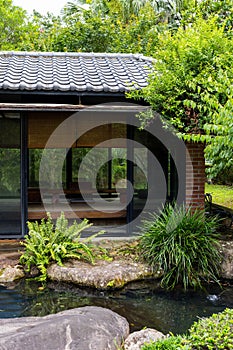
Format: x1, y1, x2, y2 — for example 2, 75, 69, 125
0, 306, 129, 350
47, 259, 162, 290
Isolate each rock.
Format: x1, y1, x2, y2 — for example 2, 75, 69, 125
220, 241, 233, 280
124, 328, 166, 350
0, 266, 24, 282
47, 259, 163, 290
0, 306, 129, 350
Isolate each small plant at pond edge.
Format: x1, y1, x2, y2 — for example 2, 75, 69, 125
141, 335, 187, 350
20, 212, 104, 281
142, 308, 233, 350
139, 204, 222, 290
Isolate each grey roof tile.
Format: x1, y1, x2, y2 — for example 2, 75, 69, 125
0, 51, 153, 93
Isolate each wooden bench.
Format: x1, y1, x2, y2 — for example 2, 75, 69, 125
28, 188, 118, 203
28, 205, 126, 220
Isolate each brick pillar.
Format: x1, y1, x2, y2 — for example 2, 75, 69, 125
185, 142, 205, 210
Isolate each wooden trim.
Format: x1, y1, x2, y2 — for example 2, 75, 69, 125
0, 103, 85, 112
0, 103, 147, 112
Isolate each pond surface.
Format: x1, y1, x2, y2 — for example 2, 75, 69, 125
0, 280, 233, 335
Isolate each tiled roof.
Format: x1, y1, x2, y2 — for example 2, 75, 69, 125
0, 51, 153, 93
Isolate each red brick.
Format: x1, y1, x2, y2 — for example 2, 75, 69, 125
185, 142, 205, 209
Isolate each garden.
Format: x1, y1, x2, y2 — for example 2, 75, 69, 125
14, 198, 232, 348
0, 0, 233, 348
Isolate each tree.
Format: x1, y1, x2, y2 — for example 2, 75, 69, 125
64, 0, 196, 24
129, 15, 233, 177
198, 0, 233, 32
19, 11, 62, 51
51, 1, 160, 54
0, 0, 28, 50
22, 0, 198, 53
55, 0, 200, 54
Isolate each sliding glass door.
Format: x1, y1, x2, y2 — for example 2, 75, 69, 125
0, 114, 22, 237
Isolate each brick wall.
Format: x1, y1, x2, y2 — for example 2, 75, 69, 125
185, 142, 205, 210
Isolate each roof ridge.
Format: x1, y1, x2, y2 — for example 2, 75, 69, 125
0, 51, 153, 62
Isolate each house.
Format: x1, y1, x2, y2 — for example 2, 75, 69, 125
0, 51, 205, 238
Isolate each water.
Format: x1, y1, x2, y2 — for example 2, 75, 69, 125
0, 280, 233, 335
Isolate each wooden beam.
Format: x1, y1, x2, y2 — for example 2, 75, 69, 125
0, 103, 85, 112
0, 103, 148, 112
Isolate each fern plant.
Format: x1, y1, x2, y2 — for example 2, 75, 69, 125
20, 212, 104, 281
139, 204, 222, 290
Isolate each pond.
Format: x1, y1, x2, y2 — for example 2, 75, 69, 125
0, 279, 233, 335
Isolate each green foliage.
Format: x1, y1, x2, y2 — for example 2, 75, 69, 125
0, 0, 28, 50
213, 167, 233, 187
51, 2, 160, 54
198, 0, 233, 34
142, 335, 187, 350
129, 14, 233, 177
0, 149, 20, 194
1, 0, 199, 54
186, 308, 233, 349
130, 15, 231, 132
19, 12, 62, 51
20, 213, 104, 281
139, 204, 222, 290
142, 308, 233, 350
53, 11, 114, 52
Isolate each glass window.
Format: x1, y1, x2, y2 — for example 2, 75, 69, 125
0, 114, 21, 236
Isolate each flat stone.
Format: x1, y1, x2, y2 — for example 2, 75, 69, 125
47, 259, 163, 290
124, 328, 166, 350
0, 266, 24, 282
0, 306, 129, 350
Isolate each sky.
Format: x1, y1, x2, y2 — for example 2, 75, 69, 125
13, 0, 69, 16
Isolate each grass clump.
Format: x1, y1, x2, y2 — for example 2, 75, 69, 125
20, 212, 104, 281
142, 308, 233, 350
139, 204, 222, 290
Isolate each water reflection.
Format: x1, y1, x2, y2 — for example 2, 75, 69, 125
0, 280, 232, 335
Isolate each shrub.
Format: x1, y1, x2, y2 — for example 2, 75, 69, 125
187, 308, 233, 349
20, 212, 104, 281
212, 166, 233, 186
139, 204, 222, 290
142, 308, 233, 350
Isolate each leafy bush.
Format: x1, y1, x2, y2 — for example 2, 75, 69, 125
142, 308, 233, 350
212, 166, 233, 186
187, 308, 233, 350
20, 212, 104, 281
139, 204, 222, 290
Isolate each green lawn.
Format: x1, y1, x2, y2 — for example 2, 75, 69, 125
205, 183, 233, 210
